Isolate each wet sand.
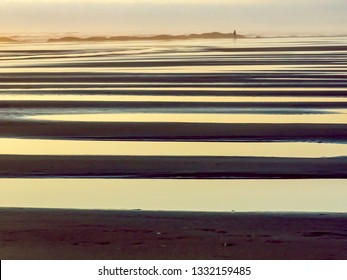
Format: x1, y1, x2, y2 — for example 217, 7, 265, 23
2, 100, 347, 109
0, 155, 347, 178
1, 120, 347, 142
0, 208, 346, 260
1, 37, 347, 260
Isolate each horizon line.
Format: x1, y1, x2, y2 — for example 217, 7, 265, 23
1, 31, 347, 43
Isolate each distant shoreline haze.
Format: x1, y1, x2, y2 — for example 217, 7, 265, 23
2, 32, 347, 44
0, 37, 19, 43
0, 31, 246, 43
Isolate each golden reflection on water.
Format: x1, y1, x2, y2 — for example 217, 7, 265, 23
2, 87, 346, 92
1, 138, 346, 157
0, 179, 346, 212
1, 94, 346, 103
27, 111, 347, 124
2, 65, 346, 73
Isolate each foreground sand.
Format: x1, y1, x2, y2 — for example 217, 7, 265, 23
0, 208, 346, 260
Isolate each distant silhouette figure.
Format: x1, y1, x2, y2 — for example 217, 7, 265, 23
233, 30, 237, 37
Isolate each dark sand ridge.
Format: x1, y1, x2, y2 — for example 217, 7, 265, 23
0, 73, 346, 83
0, 155, 347, 178
1, 82, 347, 89
0, 208, 346, 260
2, 89, 347, 97
1, 120, 347, 143
6, 59, 347, 68
2, 100, 347, 109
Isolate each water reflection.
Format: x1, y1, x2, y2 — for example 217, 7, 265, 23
0, 179, 346, 212
2, 87, 346, 93
1, 138, 346, 157
1, 36, 347, 214
26, 111, 347, 124
1, 94, 346, 103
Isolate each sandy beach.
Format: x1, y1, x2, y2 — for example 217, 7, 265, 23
1, 36, 347, 260
0, 208, 346, 260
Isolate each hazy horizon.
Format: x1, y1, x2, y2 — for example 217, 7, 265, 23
1, 0, 347, 36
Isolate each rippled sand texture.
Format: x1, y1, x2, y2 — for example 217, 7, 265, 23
0, 37, 347, 178
1, 36, 347, 260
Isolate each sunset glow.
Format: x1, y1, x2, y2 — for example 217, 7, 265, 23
1, 0, 346, 35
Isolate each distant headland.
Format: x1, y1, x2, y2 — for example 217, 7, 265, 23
47, 31, 245, 43
0, 37, 18, 43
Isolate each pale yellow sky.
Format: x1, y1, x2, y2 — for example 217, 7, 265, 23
1, 0, 346, 35
6, 0, 267, 2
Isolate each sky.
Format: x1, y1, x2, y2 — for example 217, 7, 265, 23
1, 0, 346, 35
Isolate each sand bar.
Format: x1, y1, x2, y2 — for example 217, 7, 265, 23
2, 100, 347, 109
0, 155, 347, 178
2, 89, 346, 97
0, 73, 346, 84
1, 120, 347, 142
